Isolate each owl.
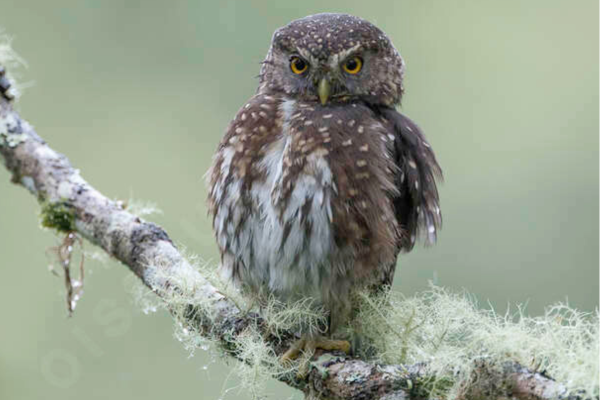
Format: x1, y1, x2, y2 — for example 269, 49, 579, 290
207, 13, 442, 359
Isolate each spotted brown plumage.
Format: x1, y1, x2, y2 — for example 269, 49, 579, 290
207, 13, 442, 336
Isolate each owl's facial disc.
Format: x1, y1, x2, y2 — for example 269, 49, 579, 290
260, 14, 406, 106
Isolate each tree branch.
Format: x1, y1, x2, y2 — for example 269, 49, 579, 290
0, 71, 594, 400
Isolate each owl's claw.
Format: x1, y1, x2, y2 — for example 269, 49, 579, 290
280, 337, 307, 364
280, 336, 351, 378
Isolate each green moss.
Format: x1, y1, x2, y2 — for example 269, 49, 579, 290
40, 201, 76, 232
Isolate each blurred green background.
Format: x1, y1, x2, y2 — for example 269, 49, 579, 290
0, 1, 597, 399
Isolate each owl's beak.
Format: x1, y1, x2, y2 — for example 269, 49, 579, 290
318, 78, 330, 105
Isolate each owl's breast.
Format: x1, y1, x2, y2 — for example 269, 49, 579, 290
290, 102, 401, 277
251, 130, 338, 298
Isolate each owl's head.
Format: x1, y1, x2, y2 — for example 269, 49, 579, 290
259, 13, 405, 106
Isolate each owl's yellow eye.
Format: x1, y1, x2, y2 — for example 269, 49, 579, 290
290, 56, 308, 74
343, 57, 363, 74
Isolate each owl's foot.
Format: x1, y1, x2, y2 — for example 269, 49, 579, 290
280, 337, 351, 378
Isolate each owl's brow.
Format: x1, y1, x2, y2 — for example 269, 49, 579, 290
329, 44, 363, 69
296, 48, 318, 66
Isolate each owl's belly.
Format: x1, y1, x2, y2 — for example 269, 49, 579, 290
217, 136, 345, 303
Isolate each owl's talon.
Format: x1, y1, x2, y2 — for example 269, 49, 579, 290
280, 336, 351, 378
307, 338, 351, 354
280, 338, 307, 365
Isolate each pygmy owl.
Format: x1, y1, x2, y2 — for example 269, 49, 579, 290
207, 13, 442, 357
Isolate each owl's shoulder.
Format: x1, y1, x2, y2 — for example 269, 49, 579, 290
218, 93, 284, 148
210, 93, 285, 182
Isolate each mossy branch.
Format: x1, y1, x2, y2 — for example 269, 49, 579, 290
0, 62, 596, 400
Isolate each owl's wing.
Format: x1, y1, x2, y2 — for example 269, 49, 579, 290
375, 106, 443, 252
